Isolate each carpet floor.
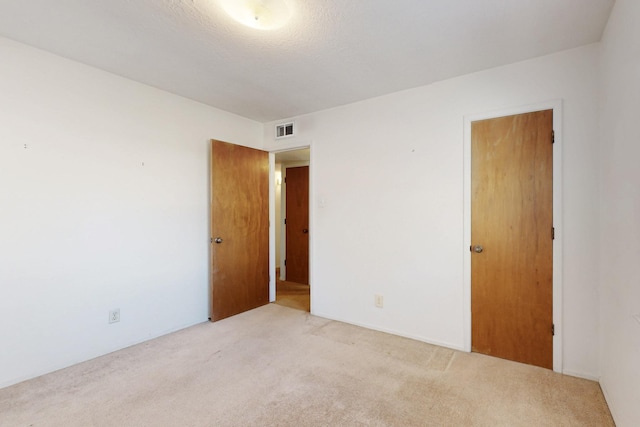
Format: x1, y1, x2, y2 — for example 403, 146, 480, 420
0, 304, 614, 426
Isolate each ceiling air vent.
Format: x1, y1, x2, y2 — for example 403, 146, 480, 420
275, 122, 294, 139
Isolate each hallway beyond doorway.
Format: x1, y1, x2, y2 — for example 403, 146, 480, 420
275, 269, 310, 312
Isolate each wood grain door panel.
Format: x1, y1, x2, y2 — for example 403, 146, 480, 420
285, 166, 309, 284
210, 140, 269, 321
471, 110, 553, 369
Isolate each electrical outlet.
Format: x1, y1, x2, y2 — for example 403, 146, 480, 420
375, 295, 383, 308
109, 309, 120, 324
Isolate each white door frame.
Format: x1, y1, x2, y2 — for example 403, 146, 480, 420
462, 100, 563, 373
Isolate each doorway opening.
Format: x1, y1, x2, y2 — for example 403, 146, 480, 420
273, 148, 310, 312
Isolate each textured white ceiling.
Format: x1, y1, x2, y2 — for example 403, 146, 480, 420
0, 0, 614, 122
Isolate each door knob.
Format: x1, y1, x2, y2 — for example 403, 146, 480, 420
473, 245, 483, 253
302, 229, 308, 234
214, 237, 223, 244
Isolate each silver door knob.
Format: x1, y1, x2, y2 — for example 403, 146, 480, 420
214, 237, 223, 244
473, 245, 483, 253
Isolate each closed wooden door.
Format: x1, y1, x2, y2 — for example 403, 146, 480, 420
471, 110, 553, 369
210, 140, 269, 321
285, 166, 309, 284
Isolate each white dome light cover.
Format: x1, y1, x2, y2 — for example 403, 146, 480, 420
219, 0, 292, 30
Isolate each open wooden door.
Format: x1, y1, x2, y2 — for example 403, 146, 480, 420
210, 140, 269, 322
471, 110, 554, 369
285, 166, 309, 284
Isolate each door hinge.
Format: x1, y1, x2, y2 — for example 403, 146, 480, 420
552, 130, 555, 144
552, 324, 555, 336
284, 259, 287, 266
284, 218, 286, 225
552, 227, 555, 240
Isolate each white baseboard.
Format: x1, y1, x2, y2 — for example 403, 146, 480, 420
311, 311, 466, 352
562, 369, 600, 382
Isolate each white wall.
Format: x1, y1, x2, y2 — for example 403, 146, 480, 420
264, 44, 601, 378
598, 0, 640, 425
0, 37, 262, 388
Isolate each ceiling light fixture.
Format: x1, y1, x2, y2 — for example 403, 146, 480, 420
219, 0, 292, 30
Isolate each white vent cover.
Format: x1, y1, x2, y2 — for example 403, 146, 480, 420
275, 122, 294, 139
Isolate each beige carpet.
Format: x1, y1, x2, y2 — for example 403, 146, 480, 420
0, 304, 613, 426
